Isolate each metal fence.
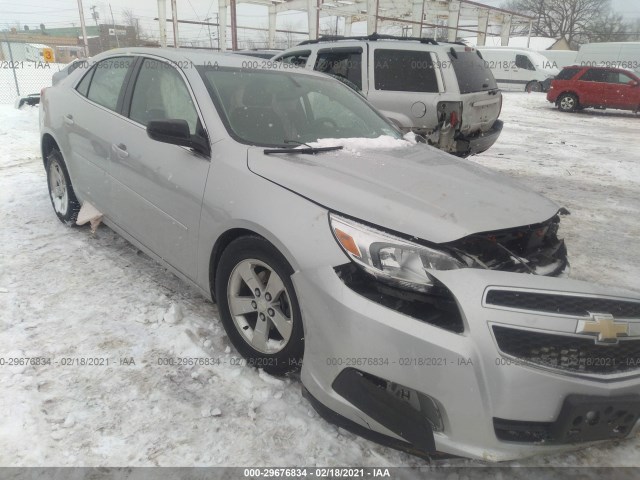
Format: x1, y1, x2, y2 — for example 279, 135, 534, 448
0, 40, 65, 105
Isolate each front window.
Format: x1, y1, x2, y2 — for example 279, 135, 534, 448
515, 54, 536, 71
198, 67, 401, 147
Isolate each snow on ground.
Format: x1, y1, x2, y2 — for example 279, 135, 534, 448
0, 94, 639, 469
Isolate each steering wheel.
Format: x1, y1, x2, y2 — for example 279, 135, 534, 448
315, 117, 338, 128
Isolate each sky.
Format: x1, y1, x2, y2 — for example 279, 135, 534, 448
1, 0, 639, 47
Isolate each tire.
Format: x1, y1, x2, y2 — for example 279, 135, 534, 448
525, 81, 542, 93
215, 236, 304, 375
557, 93, 579, 112
46, 149, 81, 224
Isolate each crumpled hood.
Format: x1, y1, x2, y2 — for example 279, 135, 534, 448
248, 142, 560, 243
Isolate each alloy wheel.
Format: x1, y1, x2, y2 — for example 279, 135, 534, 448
226, 258, 293, 354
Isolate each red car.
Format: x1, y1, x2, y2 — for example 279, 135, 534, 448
547, 65, 640, 113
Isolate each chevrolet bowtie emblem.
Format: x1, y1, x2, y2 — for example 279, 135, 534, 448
576, 313, 629, 344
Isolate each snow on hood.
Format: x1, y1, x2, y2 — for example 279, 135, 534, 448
248, 141, 560, 244
306, 134, 416, 155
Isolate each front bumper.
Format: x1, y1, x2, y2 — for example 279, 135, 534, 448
293, 266, 640, 461
456, 120, 504, 156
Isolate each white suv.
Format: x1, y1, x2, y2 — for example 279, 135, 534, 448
273, 33, 503, 156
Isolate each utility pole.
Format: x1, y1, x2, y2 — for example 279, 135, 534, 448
204, 17, 214, 48
90, 5, 103, 51
77, 0, 90, 57
171, 0, 179, 48
109, 3, 120, 47
157, 0, 167, 47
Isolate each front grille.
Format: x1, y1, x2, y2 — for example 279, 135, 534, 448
486, 290, 640, 318
493, 325, 640, 375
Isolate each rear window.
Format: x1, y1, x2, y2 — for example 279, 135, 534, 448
580, 69, 609, 82
448, 50, 497, 94
374, 49, 439, 93
556, 67, 581, 80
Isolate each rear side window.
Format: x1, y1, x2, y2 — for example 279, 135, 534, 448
515, 54, 535, 71
580, 69, 608, 82
276, 51, 311, 67
448, 50, 497, 94
315, 49, 362, 90
86, 57, 134, 111
606, 71, 633, 84
374, 49, 438, 93
75, 66, 95, 97
556, 67, 581, 80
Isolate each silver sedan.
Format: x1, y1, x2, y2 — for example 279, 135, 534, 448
40, 48, 640, 461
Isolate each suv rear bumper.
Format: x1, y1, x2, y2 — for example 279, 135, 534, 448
456, 120, 503, 156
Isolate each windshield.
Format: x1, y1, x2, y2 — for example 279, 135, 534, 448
448, 50, 498, 94
197, 67, 401, 147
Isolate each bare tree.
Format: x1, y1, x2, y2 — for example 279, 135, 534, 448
504, 0, 611, 46
588, 11, 632, 42
122, 8, 146, 40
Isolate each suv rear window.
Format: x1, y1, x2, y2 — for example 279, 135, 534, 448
556, 67, 581, 80
374, 49, 438, 93
448, 50, 497, 94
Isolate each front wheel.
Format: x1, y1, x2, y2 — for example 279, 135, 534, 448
46, 149, 80, 224
215, 236, 304, 375
526, 81, 542, 93
557, 93, 579, 112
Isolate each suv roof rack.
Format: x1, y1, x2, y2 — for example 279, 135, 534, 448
298, 32, 441, 46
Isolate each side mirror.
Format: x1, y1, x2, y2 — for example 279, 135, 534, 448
629, 80, 639, 87
147, 119, 209, 155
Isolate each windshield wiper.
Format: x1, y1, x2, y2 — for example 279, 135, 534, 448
264, 139, 343, 155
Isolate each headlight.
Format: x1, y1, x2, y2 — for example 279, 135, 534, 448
330, 213, 464, 293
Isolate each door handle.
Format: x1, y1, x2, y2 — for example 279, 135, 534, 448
63, 114, 74, 125
111, 143, 129, 158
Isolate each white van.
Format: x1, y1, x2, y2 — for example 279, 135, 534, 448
478, 47, 560, 92
539, 50, 578, 70
575, 42, 640, 72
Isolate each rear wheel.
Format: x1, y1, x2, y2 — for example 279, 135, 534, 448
557, 93, 579, 112
525, 81, 542, 93
46, 149, 80, 224
215, 236, 304, 375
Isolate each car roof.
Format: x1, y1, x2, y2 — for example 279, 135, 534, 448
88, 47, 327, 76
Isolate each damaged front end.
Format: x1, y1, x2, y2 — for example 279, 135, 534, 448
446, 213, 569, 277
329, 211, 569, 335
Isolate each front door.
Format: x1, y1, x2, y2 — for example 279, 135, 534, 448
107, 57, 211, 279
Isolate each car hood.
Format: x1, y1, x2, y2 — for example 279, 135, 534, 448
247, 142, 560, 243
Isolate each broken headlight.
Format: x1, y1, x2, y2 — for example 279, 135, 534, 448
330, 213, 464, 293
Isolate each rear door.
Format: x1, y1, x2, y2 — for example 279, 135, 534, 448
108, 56, 211, 279
366, 43, 441, 130
575, 68, 607, 106
64, 56, 135, 213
